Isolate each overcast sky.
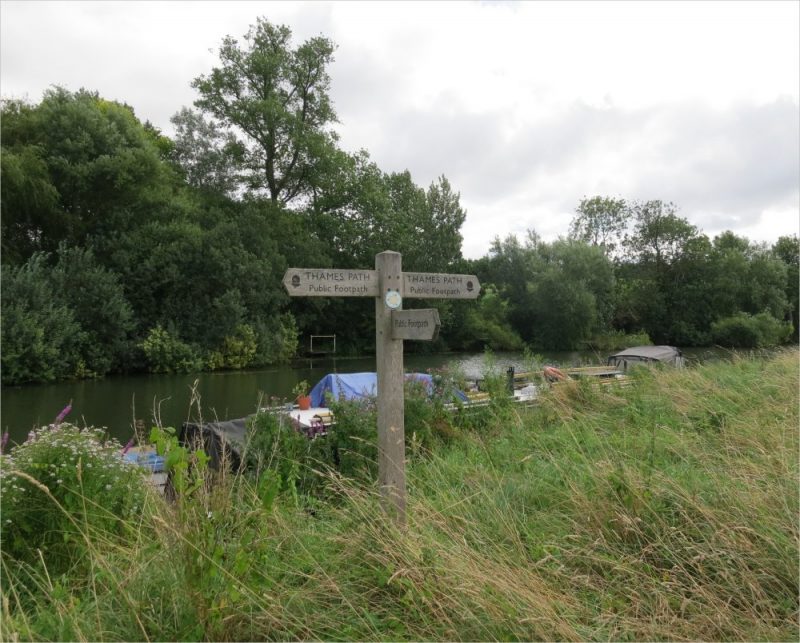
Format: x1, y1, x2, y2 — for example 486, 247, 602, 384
2, 0, 798, 258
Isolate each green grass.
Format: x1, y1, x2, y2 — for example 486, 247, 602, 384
2, 350, 798, 641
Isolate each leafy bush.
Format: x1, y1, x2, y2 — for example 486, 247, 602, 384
0, 424, 149, 575
207, 323, 258, 370
252, 313, 299, 366
244, 411, 317, 493
0, 255, 82, 384
405, 375, 462, 447
323, 398, 379, 484
711, 312, 792, 348
140, 324, 202, 373
50, 243, 135, 376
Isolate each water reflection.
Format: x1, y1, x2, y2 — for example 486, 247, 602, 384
1, 347, 725, 445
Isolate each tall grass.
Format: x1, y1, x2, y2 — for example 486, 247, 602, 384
2, 350, 798, 641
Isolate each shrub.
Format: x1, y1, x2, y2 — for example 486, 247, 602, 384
140, 324, 202, 373
252, 313, 299, 366
711, 312, 792, 348
0, 255, 82, 384
244, 411, 317, 493
0, 423, 149, 575
209, 323, 258, 370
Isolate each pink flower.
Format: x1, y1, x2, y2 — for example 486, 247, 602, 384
54, 400, 73, 426
121, 437, 135, 455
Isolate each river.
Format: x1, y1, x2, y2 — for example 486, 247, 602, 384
0, 347, 725, 446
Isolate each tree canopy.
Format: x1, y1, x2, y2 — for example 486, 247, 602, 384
1, 18, 794, 385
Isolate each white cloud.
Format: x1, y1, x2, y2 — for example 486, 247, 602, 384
2, 0, 798, 258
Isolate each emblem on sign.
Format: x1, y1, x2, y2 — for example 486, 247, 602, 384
291, 274, 300, 288
385, 289, 402, 309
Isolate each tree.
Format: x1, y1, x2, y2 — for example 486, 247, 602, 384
191, 18, 338, 205
772, 235, 799, 339
624, 200, 699, 267
50, 244, 135, 376
0, 138, 60, 264
1, 255, 82, 384
569, 196, 629, 257
620, 201, 712, 344
170, 107, 243, 197
1, 88, 181, 262
529, 240, 615, 349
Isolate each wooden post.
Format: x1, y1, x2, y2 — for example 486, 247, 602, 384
283, 256, 480, 528
375, 250, 406, 525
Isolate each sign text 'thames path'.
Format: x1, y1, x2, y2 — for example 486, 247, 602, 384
282, 268, 379, 297
403, 272, 480, 299
283, 268, 481, 299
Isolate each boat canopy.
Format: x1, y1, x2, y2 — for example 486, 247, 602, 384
607, 345, 684, 369
310, 372, 437, 407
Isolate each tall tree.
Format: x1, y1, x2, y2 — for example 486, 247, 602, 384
773, 235, 800, 339
191, 18, 338, 205
569, 196, 629, 257
170, 107, 243, 197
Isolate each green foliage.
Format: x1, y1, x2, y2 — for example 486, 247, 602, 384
140, 325, 202, 374
0, 424, 149, 576
773, 234, 799, 339
711, 312, 792, 348
569, 195, 629, 256
252, 313, 299, 366
244, 411, 315, 493
0, 255, 82, 384
1, 246, 134, 384
50, 243, 135, 376
219, 323, 257, 370
149, 426, 209, 498
1, 88, 179, 261
191, 18, 338, 204
1, 352, 797, 641
452, 285, 524, 351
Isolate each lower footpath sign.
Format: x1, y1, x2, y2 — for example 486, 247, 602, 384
283, 253, 480, 525
391, 309, 440, 341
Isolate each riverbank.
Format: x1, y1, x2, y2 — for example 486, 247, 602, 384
2, 349, 797, 641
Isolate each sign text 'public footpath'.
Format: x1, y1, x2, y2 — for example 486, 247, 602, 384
283, 254, 480, 525
391, 308, 440, 341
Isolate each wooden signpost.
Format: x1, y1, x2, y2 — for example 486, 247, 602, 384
283, 251, 480, 525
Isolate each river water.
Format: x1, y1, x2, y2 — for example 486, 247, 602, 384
0, 347, 724, 446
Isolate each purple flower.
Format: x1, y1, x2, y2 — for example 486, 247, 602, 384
54, 400, 73, 426
0, 432, 8, 455
121, 437, 135, 455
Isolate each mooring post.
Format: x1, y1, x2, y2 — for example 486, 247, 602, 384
375, 250, 406, 526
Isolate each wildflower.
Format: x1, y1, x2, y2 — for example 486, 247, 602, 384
54, 400, 73, 426
121, 437, 135, 456
0, 432, 8, 455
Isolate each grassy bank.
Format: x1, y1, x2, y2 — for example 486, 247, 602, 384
2, 350, 798, 641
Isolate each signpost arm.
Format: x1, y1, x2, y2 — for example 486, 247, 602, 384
375, 250, 406, 526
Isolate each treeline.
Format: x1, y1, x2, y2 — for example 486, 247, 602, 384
473, 198, 798, 352
1, 18, 797, 385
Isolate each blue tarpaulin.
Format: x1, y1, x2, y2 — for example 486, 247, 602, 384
310, 372, 435, 407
